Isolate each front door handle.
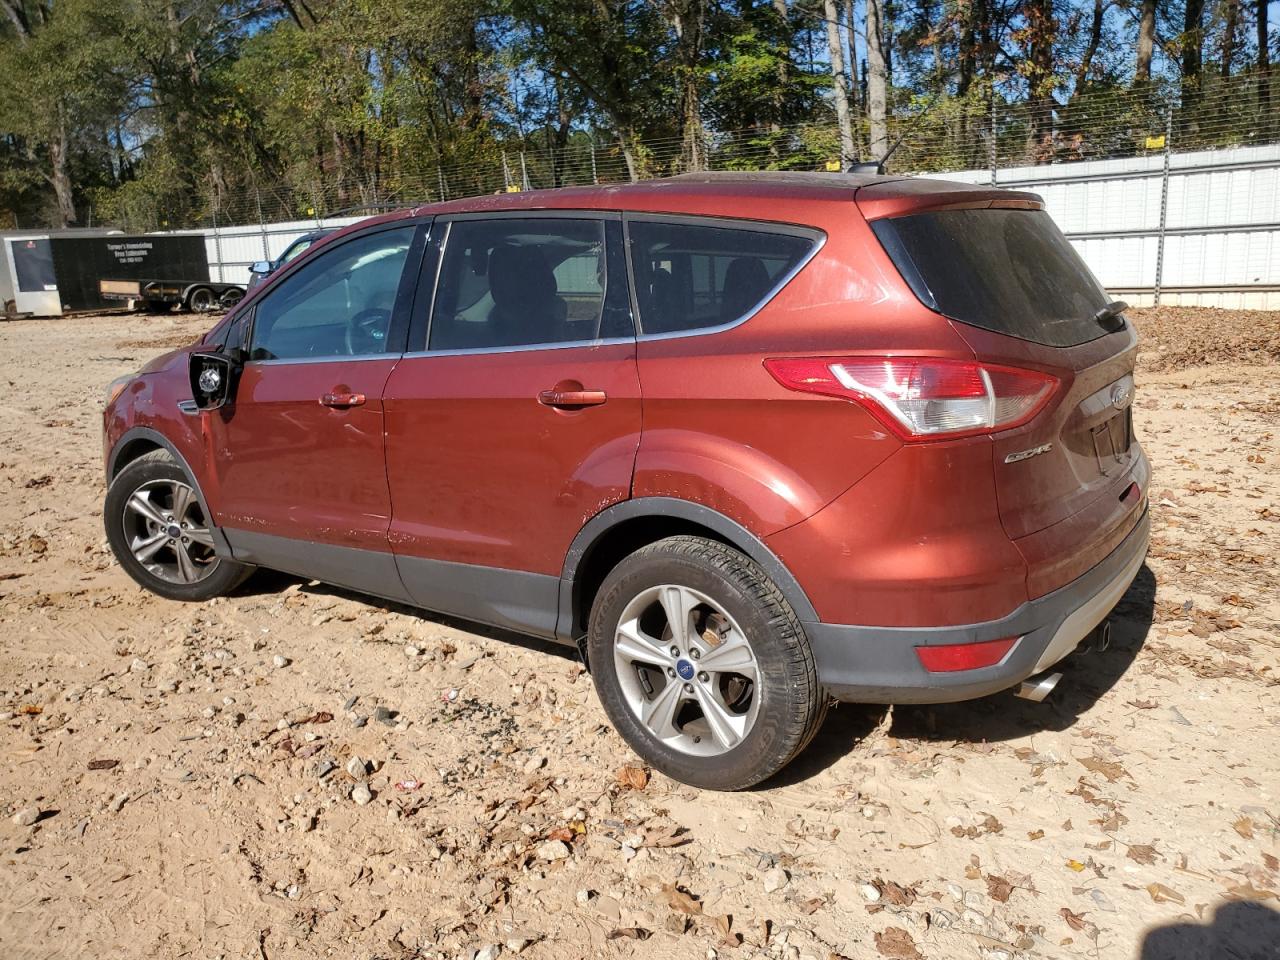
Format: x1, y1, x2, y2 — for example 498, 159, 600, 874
320, 392, 366, 408
537, 389, 607, 408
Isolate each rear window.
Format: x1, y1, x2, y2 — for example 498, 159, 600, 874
628, 219, 819, 335
872, 209, 1111, 347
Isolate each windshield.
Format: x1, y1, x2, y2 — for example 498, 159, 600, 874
872, 208, 1112, 347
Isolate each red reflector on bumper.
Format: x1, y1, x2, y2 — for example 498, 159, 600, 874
915, 637, 1019, 672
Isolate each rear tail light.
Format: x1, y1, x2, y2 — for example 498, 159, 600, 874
915, 637, 1019, 672
764, 357, 1057, 440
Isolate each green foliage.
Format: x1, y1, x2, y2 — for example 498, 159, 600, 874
0, 0, 1275, 228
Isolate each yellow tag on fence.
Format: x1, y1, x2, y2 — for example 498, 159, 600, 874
1144, 134, 1166, 150
825, 159, 842, 172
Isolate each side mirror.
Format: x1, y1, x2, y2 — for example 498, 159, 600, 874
189, 352, 238, 410
249, 260, 272, 275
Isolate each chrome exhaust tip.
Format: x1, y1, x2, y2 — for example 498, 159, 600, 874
1015, 671, 1062, 702
1094, 619, 1112, 652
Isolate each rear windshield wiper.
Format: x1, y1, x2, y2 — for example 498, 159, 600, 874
1093, 300, 1128, 326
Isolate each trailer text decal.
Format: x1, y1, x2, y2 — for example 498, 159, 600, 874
106, 241, 154, 265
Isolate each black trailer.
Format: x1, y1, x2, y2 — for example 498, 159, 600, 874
98, 277, 246, 312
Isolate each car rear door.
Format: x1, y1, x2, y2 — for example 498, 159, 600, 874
381, 212, 640, 636
209, 219, 427, 598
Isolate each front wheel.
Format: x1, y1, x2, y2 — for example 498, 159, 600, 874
587, 536, 826, 790
104, 450, 253, 601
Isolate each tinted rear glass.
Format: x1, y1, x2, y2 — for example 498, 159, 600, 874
872, 209, 1111, 347
628, 219, 818, 335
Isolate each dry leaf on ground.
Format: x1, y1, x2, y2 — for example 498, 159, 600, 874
1060, 907, 1089, 931
616, 765, 649, 790
1147, 882, 1185, 905
661, 882, 702, 915
1127, 843, 1158, 865
986, 874, 1014, 903
874, 879, 918, 907
607, 927, 651, 941
1078, 755, 1128, 782
874, 926, 922, 959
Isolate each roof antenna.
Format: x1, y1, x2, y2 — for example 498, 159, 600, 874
846, 91, 943, 175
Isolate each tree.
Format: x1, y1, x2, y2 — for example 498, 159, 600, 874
866, 0, 889, 159
509, 0, 672, 179
1135, 0, 1157, 81
653, 0, 710, 170
0, 0, 127, 225
1182, 0, 1205, 98
822, 0, 856, 164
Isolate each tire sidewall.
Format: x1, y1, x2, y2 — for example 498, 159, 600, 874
588, 539, 817, 790
104, 456, 245, 601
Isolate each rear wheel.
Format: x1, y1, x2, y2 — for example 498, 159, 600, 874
219, 288, 244, 310
104, 450, 252, 601
587, 536, 826, 790
187, 287, 215, 312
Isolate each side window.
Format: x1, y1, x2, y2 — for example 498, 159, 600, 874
627, 219, 817, 335
277, 237, 314, 267
430, 218, 625, 351
250, 226, 414, 361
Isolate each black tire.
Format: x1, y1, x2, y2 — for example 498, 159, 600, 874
186, 287, 215, 313
219, 288, 244, 310
104, 449, 253, 601
143, 300, 173, 314
587, 536, 827, 790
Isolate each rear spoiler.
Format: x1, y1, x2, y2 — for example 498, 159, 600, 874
855, 181, 1045, 221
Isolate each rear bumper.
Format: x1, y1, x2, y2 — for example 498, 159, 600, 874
807, 507, 1149, 703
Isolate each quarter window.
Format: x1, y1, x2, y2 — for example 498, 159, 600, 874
430, 218, 623, 351
249, 227, 413, 361
627, 220, 816, 335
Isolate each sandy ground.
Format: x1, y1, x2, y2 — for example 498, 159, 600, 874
0, 307, 1277, 960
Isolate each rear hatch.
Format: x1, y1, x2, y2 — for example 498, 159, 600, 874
861, 190, 1145, 593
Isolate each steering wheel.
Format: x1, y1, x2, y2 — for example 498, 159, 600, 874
345, 307, 392, 355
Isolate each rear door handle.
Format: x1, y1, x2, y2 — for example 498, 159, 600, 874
537, 389, 607, 408
320, 392, 366, 408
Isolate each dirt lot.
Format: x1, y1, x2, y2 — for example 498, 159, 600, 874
1, 307, 1278, 960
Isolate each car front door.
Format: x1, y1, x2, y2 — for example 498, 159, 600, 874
209, 220, 426, 599
381, 213, 640, 636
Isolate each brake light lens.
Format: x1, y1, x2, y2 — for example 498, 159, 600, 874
764, 357, 1057, 440
915, 637, 1019, 672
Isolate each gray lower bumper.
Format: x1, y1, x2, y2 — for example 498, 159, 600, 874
806, 509, 1150, 704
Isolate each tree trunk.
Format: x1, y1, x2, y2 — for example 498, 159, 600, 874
667, 0, 707, 171
823, 0, 855, 167
1259, 0, 1271, 127
843, 0, 859, 117
1135, 0, 1156, 81
769, 0, 789, 160
1074, 0, 1104, 91
552, 79, 571, 188
1182, 0, 1205, 98
1024, 0, 1057, 160
47, 126, 76, 227
865, 0, 889, 161
1221, 0, 1238, 77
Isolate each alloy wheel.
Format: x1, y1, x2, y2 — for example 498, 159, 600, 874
612, 583, 761, 757
122, 479, 219, 584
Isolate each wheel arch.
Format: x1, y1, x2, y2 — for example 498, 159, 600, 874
556, 497, 819, 648
107, 427, 233, 558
